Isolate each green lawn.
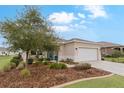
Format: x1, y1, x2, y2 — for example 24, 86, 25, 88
64, 75, 124, 88
104, 57, 124, 63
0, 56, 12, 70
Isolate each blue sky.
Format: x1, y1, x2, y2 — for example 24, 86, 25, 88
0, 5, 124, 47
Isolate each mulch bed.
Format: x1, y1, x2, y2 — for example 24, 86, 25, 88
61, 61, 79, 65
0, 64, 111, 88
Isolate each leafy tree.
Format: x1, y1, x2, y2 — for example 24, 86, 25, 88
0, 6, 58, 62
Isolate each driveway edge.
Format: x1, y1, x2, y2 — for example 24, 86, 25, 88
51, 74, 114, 88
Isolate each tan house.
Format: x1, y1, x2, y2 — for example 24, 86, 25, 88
58, 38, 101, 62
97, 41, 124, 56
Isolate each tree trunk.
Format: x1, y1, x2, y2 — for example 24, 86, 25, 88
36, 51, 39, 59
25, 51, 29, 68
26, 51, 29, 62
56, 51, 59, 63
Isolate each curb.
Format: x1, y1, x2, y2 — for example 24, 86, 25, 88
51, 74, 114, 88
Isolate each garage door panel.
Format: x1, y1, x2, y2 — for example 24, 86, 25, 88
78, 48, 98, 61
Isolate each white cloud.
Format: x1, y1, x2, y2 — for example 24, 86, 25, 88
52, 22, 87, 32
69, 23, 87, 30
84, 5, 107, 19
48, 11, 88, 33
78, 13, 85, 19
79, 20, 86, 24
48, 11, 78, 24
52, 25, 70, 32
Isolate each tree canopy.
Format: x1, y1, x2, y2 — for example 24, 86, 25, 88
0, 6, 59, 61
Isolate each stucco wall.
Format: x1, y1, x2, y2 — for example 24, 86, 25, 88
58, 42, 101, 62
58, 42, 75, 61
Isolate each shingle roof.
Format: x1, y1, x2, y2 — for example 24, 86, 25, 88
67, 38, 96, 43
97, 41, 124, 47
58, 38, 100, 45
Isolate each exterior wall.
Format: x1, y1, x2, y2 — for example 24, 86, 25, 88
0, 50, 18, 56
58, 42, 101, 62
101, 46, 124, 56
101, 47, 113, 56
58, 42, 75, 61
0, 51, 9, 55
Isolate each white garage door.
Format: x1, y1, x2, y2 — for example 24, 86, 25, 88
78, 48, 98, 61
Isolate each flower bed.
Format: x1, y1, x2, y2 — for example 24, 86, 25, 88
0, 64, 111, 88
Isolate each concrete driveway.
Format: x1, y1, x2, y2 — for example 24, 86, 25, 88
86, 61, 124, 76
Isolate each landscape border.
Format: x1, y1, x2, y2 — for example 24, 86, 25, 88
51, 74, 114, 88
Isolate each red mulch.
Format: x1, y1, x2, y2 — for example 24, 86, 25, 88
0, 64, 111, 88
60, 61, 79, 65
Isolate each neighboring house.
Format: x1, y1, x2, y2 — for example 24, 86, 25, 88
58, 38, 101, 62
0, 47, 9, 55
0, 47, 18, 56
97, 41, 124, 56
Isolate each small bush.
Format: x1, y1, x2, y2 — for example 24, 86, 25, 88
10, 62, 16, 69
38, 61, 43, 64
65, 58, 73, 62
33, 61, 42, 66
3, 64, 11, 72
104, 55, 112, 58
27, 58, 33, 64
20, 68, 31, 78
16, 62, 25, 70
37, 58, 44, 62
101, 57, 104, 60
74, 63, 91, 70
60, 59, 65, 62
42, 61, 49, 65
49, 63, 67, 69
10, 56, 22, 66
111, 50, 122, 58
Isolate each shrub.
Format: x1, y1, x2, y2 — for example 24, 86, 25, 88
10, 62, 16, 69
42, 61, 48, 65
101, 57, 104, 60
20, 68, 31, 78
74, 63, 91, 70
37, 58, 44, 62
10, 56, 22, 66
65, 58, 73, 62
27, 58, 33, 64
60, 59, 65, 62
49, 63, 67, 69
112, 50, 121, 58
3, 64, 11, 72
43, 58, 50, 61
38, 61, 43, 64
104, 55, 112, 58
33, 61, 42, 66
16, 62, 25, 70
121, 53, 124, 57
